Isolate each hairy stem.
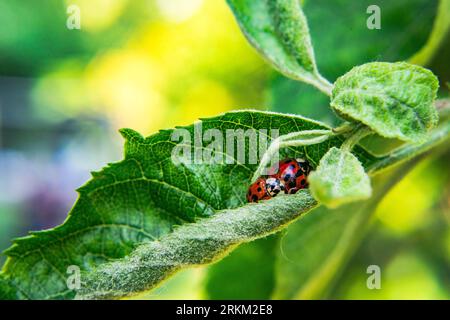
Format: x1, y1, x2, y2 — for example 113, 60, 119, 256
311, 73, 333, 97
340, 125, 373, 152
251, 129, 332, 181
76, 191, 318, 299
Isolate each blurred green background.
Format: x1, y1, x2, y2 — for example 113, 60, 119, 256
0, 0, 449, 299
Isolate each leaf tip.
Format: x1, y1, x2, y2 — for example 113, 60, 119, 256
119, 128, 144, 142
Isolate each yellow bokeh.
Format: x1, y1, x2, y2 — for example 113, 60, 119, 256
382, 253, 447, 299
375, 158, 447, 234
33, 0, 267, 135
344, 252, 447, 299
31, 60, 91, 121
65, 0, 128, 32
87, 50, 167, 134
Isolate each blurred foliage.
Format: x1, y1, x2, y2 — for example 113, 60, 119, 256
329, 152, 450, 299
205, 235, 278, 299
0, 0, 270, 134
410, 0, 450, 66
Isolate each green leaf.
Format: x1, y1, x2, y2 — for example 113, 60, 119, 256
226, 0, 332, 95
72, 118, 450, 300
273, 120, 450, 299
0, 110, 374, 300
2, 111, 449, 300
331, 62, 440, 142
309, 147, 372, 208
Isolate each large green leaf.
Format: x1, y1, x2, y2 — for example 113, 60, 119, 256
0, 110, 374, 300
331, 62, 439, 142
226, 0, 332, 94
71, 120, 450, 300
2, 111, 449, 299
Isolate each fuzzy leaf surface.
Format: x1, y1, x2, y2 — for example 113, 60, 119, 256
331, 62, 439, 142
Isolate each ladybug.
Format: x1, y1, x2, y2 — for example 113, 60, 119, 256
270, 158, 311, 194
246, 177, 285, 203
265, 177, 285, 196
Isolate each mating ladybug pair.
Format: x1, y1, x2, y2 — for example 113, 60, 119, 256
247, 158, 312, 203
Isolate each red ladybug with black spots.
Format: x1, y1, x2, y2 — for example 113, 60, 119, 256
247, 158, 312, 202
269, 158, 311, 194
246, 176, 285, 203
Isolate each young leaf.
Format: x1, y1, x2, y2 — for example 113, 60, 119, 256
227, 0, 332, 95
0, 110, 375, 300
309, 147, 372, 208
331, 62, 439, 142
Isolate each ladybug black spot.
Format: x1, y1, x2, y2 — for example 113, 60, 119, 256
257, 187, 262, 192
252, 195, 258, 202
284, 174, 291, 181
301, 179, 307, 186
289, 181, 296, 188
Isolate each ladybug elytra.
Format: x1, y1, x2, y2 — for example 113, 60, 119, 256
273, 158, 311, 194
246, 176, 285, 203
247, 158, 312, 202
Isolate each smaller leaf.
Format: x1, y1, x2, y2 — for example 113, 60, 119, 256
309, 147, 372, 208
331, 62, 439, 142
227, 0, 331, 94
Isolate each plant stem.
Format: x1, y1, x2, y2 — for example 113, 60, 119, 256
311, 73, 333, 97
252, 129, 333, 182
76, 190, 319, 299
340, 126, 373, 152
436, 99, 450, 119
332, 122, 356, 134
367, 120, 450, 174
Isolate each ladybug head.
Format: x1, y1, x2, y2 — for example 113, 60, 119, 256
265, 177, 285, 197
